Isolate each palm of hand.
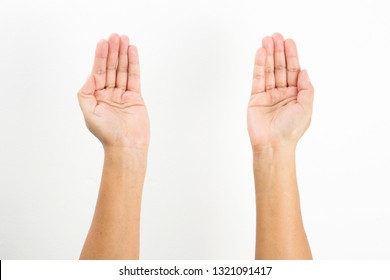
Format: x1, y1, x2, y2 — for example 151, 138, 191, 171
78, 34, 150, 148
92, 88, 149, 147
248, 34, 313, 150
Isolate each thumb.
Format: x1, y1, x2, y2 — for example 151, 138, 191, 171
77, 75, 97, 114
297, 70, 314, 109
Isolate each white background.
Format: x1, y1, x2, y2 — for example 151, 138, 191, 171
0, 0, 389, 260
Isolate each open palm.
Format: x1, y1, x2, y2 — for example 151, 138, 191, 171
78, 34, 150, 149
248, 33, 314, 151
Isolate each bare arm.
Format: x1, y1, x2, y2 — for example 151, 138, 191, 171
78, 34, 150, 259
248, 33, 313, 259
79, 148, 146, 259
253, 145, 311, 259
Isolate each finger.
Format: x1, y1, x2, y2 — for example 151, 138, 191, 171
105, 33, 120, 88
78, 75, 97, 114
116, 35, 129, 90
297, 70, 314, 109
285, 39, 301, 87
251, 47, 266, 95
262, 36, 275, 90
127, 45, 141, 93
92, 39, 108, 90
272, 33, 287, 88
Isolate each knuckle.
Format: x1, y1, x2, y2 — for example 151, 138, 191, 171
117, 67, 128, 73
275, 64, 286, 70
128, 71, 140, 78
95, 68, 106, 75
287, 67, 300, 72
105, 83, 116, 88
253, 74, 265, 80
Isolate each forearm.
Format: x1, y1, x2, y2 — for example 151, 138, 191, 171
80, 147, 147, 260
253, 144, 312, 260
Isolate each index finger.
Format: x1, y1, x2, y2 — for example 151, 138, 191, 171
92, 39, 109, 90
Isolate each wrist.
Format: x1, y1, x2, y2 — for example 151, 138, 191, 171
252, 143, 296, 168
252, 141, 296, 156
100, 137, 149, 155
104, 145, 148, 156
103, 146, 148, 170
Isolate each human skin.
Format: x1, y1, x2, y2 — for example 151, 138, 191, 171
248, 33, 314, 259
78, 33, 149, 259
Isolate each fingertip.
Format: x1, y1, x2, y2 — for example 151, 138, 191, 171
305, 70, 313, 88
121, 34, 129, 44
128, 45, 139, 62
302, 69, 310, 81
262, 36, 272, 45
284, 38, 297, 50
80, 75, 95, 95
129, 44, 138, 54
255, 47, 266, 65
272, 32, 283, 37
83, 74, 91, 87
108, 33, 120, 45
95, 39, 108, 58
109, 32, 120, 39
298, 69, 313, 90
262, 36, 269, 44
259, 47, 266, 55
272, 33, 285, 50
119, 35, 130, 54
272, 32, 284, 41
284, 38, 295, 44
262, 36, 274, 53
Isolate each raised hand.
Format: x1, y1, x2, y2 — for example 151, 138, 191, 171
249, 33, 313, 259
248, 33, 314, 151
78, 34, 150, 149
78, 34, 149, 259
